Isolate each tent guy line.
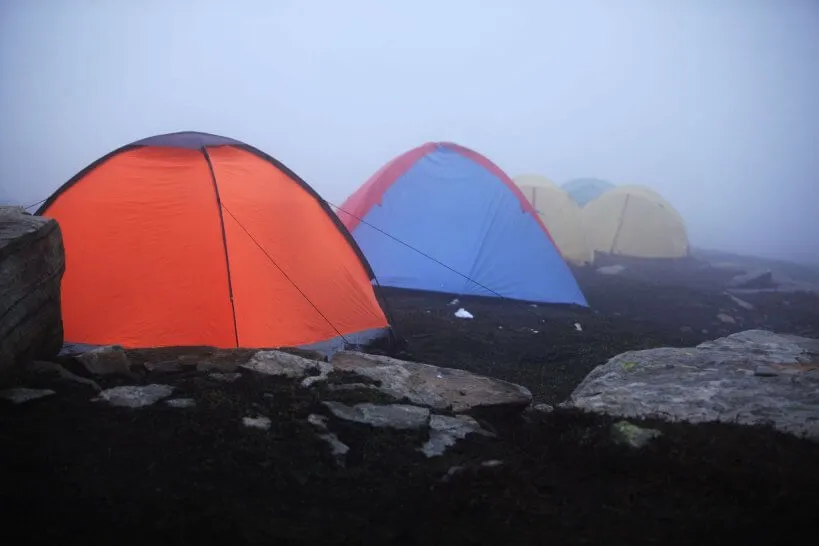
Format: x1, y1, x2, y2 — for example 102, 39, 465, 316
328, 201, 513, 300
219, 203, 350, 345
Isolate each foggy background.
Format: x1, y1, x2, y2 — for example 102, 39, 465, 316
1, 0, 817, 264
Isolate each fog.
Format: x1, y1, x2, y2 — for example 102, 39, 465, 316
1, 0, 817, 264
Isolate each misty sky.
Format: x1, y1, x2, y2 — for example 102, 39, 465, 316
1, 0, 817, 263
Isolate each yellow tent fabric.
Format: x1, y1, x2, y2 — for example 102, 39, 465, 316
514, 175, 592, 265
581, 185, 689, 259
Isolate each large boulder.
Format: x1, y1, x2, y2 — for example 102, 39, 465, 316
0, 207, 65, 369
565, 330, 819, 441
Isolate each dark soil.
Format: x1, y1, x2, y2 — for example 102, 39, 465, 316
2, 259, 819, 545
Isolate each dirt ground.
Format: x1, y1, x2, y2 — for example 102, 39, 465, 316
2, 258, 819, 545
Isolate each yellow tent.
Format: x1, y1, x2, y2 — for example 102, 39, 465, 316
580, 184, 689, 259
514, 175, 592, 265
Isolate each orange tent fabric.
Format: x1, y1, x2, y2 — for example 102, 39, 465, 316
38, 132, 390, 350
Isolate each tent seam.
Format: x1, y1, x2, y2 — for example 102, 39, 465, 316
201, 147, 241, 348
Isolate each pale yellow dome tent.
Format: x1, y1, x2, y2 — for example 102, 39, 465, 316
514, 175, 593, 265
581, 184, 690, 259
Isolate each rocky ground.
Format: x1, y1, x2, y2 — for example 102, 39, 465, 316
2, 256, 819, 545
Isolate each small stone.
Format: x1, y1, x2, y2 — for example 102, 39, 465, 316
597, 264, 626, 275
441, 465, 466, 482
307, 413, 329, 429
165, 398, 196, 408
728, 294, 755, 310
420, 414, 492, 457
144, 360, 184, 374
208, 372, 242, 382
242, 350, 331, 380
323, 401, 430, 430
95, 384, 174, 408
610, 420, 662, 449
717, 313, 736, 324
77, 345, 138, 378
243, 416, 271, 430
0, 387, 56, 404
317, 432, 349, 466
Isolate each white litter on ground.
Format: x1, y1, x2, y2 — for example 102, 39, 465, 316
243, 416, 272, 430
449, 298, 460, 306
454, 308, 473, 319
575, 323, 583, 331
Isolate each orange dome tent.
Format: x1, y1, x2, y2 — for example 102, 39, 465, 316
37, 131, 390, 351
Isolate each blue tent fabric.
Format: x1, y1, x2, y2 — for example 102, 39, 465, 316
344, 144, 588, 306
562, 178, 616, 207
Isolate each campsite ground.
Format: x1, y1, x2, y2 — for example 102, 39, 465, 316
2, 255, 819, 545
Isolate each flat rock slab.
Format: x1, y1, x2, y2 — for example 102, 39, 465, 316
566, 330, 819, 441
240, 349, 532, 415
0, 387, 56, 404
323, 401, 431, 430
331, 351, 532, 414
94, 384, 174, 408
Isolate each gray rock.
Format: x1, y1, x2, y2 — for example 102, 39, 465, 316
241, 350, 333, 387
523, 402, 554, 423
727, 269, 774, 289
597, 264, 626, 275
208, 372, 242, 382
165, 398, 196, 408
243, 416, 271, 430
307, 413, 329, 430
95, 384, 174, 408
420, 414, 492, 457
0, 207, 65, 369
0, 387, 56, 404
317, 432, 350, 466
331, 351, 532, 414
442, 459, 504, 482
244, 350, 533, 417
610, 421, 662, 448
728, 294, 754, 310
531, 403, 554, 413
322, 401, 430, 430
717, 313, 736, 324
78, 345, 138, 379
566, 330, 819, 441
